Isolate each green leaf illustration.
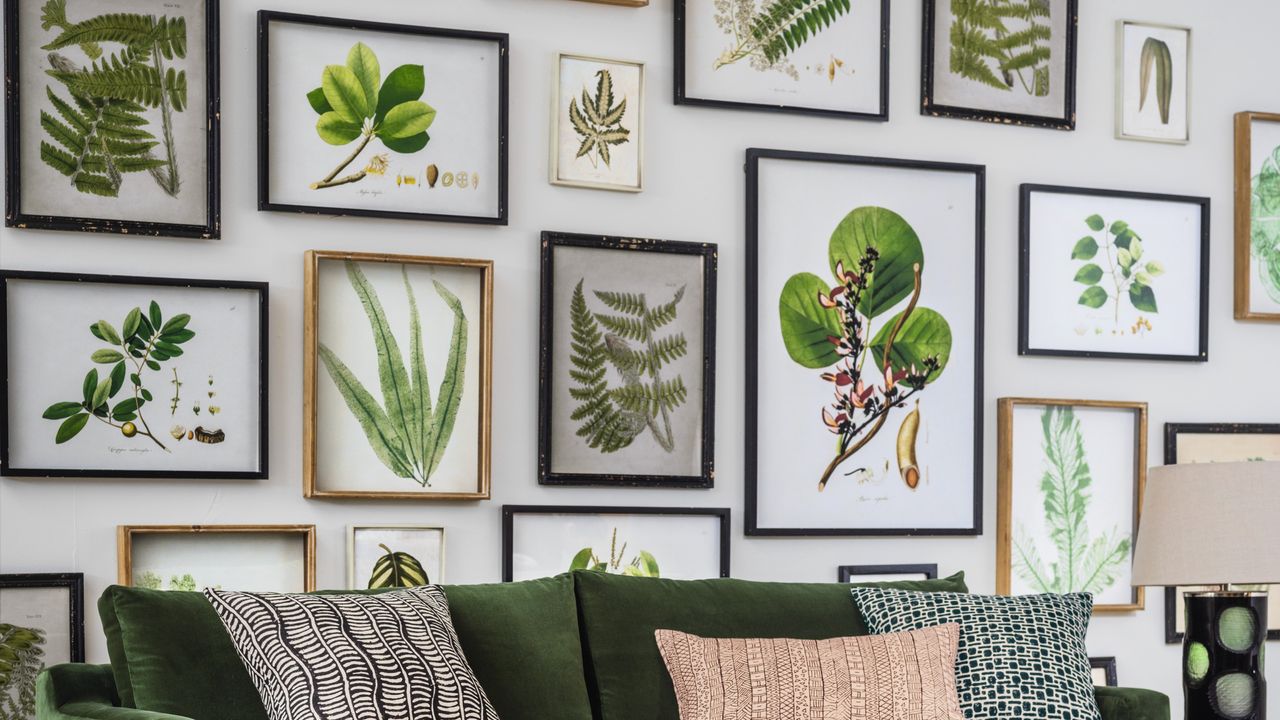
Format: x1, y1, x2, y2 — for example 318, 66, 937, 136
306, 87, 332, 115
868, 307, 953, 388
375, 64, 425, 125
1139, 37, 1173, 125
92, 349, 124, 363
568, 281, 645, 453
1073, 264, 1103, 285
1129, 283, 1158, 313
568, 529, 660, 577
43, 402, 84, 419
376, 101, 436, 140
1071, 236, 1099, 260
569, 69, 629, 169
55, 413, 90, 444
828, 206, 924, 319
423, 280, 468, 479
322, 64, 368, 124
346, 42, 380, 114
0, 622, 47, 717
949, 0, 1052, 96
1085, 214, 1106, 232
1251, 146, 1280, 302
368, 544, 430, 588
1078, 286, 1108, 308
778, 272, 842, 369
317, 343, 414, 478
316, 112, 361, 146
713, 0, 852, 70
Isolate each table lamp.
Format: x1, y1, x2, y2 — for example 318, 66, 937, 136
1132, 461, 1280, 720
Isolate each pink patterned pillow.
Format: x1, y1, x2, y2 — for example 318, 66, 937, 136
655, 624, 964, 720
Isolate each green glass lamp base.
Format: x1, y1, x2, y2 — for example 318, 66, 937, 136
1183, 591, 1267, 720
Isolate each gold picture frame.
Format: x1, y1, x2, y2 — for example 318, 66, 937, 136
304, 250, 493, 500
117, 525, 317, 591
1234, 111, 1280, 322
997, 398, 1147, 613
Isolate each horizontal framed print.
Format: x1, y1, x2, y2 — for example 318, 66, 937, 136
0, 270, 268, 479
550, 53, 644, 193
118, 525, 316, 592
347, 525, 445, 589
573, 0, 648, 5
674, 0, 889, 120
4, 0, 220, 238
1019, 184, 1210, 362
1090, 657, 1118, 687
304, 251, 492, 500
837, 564, 937, 583
1235, 111, 1280, 321
539, 232, 716, 488
0, 573, 84, 718
258, 11, 508, 224
1116, 21, 1190, 144
997, 398, 1147, 613
746, 149, 984, 536
502, 505, 730, 582
921, 0, 1078, 129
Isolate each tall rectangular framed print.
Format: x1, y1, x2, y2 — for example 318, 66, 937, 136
746, 149, 984, 536
347, 525, 445, 589
1, 270, 268, 479
551, 53, 644, 192
4, 0, 220, 238
997, 398, 1147, 613
539, 232, 716, 488
258, 12, 508, 224
921, 0, 1078, 129
1019, 184, 1210, 362
674, 0, 890, 120
304, 251, 492, 500
0, 573, 84, 718
118, 525, 316, 592
1235, 111, 1280, 321
1116, 21, 1190, 144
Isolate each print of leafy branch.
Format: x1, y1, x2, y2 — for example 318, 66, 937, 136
1071, 214, 1164, 327
712, 0, 851, 73
949, 0, 1052, 96
318, 262, 466, 487
1013, 406, 1131, 595
569, 69, 629, 169
1251, 145, 1280, 302
568, 280, 689, 455
569, 528, 660, 577
0, 623, 45, 719
1139, 37, 1173, 125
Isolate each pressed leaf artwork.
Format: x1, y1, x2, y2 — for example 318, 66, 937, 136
949, 0, 1052, 96
135, 571, 214, 592
1070, 214, 1164, 331
568, 528, 661, 577
318, 261, 467, 488
0, 623, 45, 720
1138, 37, 1173, 125
1252, 145, 1280, 303
568, 70, 630, 169
711, 0, 853, 79
367, 545, 430, 588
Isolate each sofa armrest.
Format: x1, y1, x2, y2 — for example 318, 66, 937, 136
1095, 685, 1171, 720
36, 664, 192, 720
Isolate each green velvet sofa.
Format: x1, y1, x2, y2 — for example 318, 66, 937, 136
36, 570, 1169, 720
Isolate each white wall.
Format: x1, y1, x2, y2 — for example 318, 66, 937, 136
2, 0, 1278, 714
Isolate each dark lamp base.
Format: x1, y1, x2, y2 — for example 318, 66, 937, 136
1182, 591, 1267, 720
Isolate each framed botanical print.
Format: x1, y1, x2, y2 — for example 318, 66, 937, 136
1090, 657, 1118, 687
1019, 184, 1210, 362
257, 12, 509, 224
0, 270, 268, 479
0, 573, 84, 718
539, 232, 717, 488
502, 505, 730, 582
304, 251, 492, 500
921, 0, 1078, 129
997, 398, 1147, 613
4, 0, 220, 238
1235, 111, 1280, 321
837, 564, 937, 583
574, 0, 647, 5
746, 149, 984, 536
1116, 21, 1191, 144
551, 54, 644, 192
118, 525, 316, 592
674, 0, 890, 120
347, 525, 445, 589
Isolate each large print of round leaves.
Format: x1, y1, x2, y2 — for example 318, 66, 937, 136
868, 307, 952, 389
828, 207, 924, 320
779, 272, 843, 369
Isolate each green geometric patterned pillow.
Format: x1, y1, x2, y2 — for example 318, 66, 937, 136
850, 588, 1100, 720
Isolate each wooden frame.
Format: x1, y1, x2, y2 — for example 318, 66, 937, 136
1234, 111, 1280, 322
256, 11, 509, 225
538, 231, 717, 488
549, 53, 645, 193
303, 250, 493, 500
838, 564, 938, 583
997, 397, 1147, 613
3, 0, 221, 239
1090, 657, 1118, 687
501, 505, 731, 582
673, 0, 891, 121
921, 0, 1078, 130
0, 269, 269, 479
0, 573, 85, 662
346, 524, 447, 589
1115, 20, 1192, 145
116, 525, 317, 591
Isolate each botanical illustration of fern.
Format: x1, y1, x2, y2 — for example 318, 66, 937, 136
567, 280, 689, 455
0, 623, 46, 720
949, 0, 1052, 97
1013, 406, 1132, 596
711, 0, 851, 75
569, 69, 629, 169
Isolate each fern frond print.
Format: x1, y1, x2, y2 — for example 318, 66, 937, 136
0, 623, 47, 720
712, 0, 852, 76
949, 0, 1052, 96
569, 69, 630, 169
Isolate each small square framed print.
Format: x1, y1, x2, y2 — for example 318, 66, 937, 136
551, 53, 643, 192
347, 525, 445, 589
837, 564, 938, 583
1116, 21, 1190, 144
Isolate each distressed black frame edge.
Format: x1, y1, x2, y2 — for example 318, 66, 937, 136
537, 231, 717, 489
256, 10, 509, 226
0, 572, 85, 662
1018, 183, 1211, 363
837, 564, 939, 583
3, 0, 222, 239
743, 147, 985, 537
0, 269, 270, 480
501, 504, 731, 582
672, 0, 891, 122
919, 0, 1079, 131
1089, 657, 1119, 687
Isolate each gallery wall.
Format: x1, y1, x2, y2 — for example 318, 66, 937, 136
1, 0, 1278, 714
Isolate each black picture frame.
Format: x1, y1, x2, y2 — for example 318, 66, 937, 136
745, 148, 985, 537
673, 0, 890, 121
921, 0, 1078, 130
0, 269, 269, 479
538, 231, 718, 489
1089, 657, 1118, 687
256, 11, 509, 225
1018, 184, 1211, 363
837, 564, 938, 583
0, 573, 85, 663
501, 505, 731, 582
3, 0, 221, 239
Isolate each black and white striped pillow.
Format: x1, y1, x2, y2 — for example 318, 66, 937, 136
205, 585, 499, 720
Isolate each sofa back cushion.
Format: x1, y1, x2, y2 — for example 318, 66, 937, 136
572, 570, 968, 720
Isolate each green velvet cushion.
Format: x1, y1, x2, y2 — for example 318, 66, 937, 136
1095, 685, 1172, 720
573, 570, 969, 720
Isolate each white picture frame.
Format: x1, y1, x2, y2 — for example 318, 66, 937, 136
347, 525, 446, 589
550, 53, 644, 193
1116, 21, 1191, 144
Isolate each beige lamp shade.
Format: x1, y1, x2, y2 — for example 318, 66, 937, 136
1131, 461, 1280, 587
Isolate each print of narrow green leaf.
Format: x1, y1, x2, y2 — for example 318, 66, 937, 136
317, 343, 415, 479
367, 544, 429, 588
422, 280, 468, 480
344, 260, 416, 468
404, 267, 433, 482
1139, 37, 1173, 125
55, 413, 90, 444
